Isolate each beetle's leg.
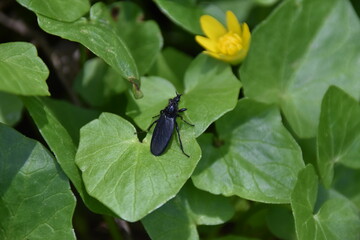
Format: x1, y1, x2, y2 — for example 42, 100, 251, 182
178, 108, 187, 112
175, 121, 190, 158
147, 120, 158, 131
177, 114, 194, 126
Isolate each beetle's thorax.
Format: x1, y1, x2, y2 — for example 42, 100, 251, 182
164, 95, 180, 117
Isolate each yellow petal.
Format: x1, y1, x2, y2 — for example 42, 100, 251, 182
200, 15, 227, 40
226, 11, 241, 35
195, 36, 218, 52
241, 23, 251, 49
204, 49, 247, 65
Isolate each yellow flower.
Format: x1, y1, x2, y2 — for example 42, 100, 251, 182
195, 11, 251, 65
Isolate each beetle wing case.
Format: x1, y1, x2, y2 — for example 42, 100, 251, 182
150, 115, 175, 156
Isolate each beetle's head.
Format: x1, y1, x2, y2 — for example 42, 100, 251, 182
169, 92, 182, 104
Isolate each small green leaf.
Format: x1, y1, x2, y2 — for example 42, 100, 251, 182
75, 113, 201, 221
240, 0, 360, 138
317, 86, 360, 187
148, 47, 192, 92
291, 165, 360, 240
37, 3, 140, 95
0, 91, 23, 126
74, 58, 127, 107
111, 2, 163, 75
192, 99, 304, 203
0, 124, 76, 240
127, 55, 240, 137
0, 42, 49, 96
16, 0, 90, 22
23, 97, 114, 216
142, 182, 234, 240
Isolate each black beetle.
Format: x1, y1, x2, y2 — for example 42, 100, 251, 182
147, 93, 194, 157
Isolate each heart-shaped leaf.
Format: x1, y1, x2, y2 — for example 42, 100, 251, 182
16, 0, 89, 22
291, 165, 360, 240
75, 113, 201, 221
23, 97, 114, 216
127, 54, 241, 137
0, 124, 76, 240
192, 99, 304, 203
240, 0, 360, 138
0, 42, 49, 96
317, 86, 360, 187
142, 182, 234, 240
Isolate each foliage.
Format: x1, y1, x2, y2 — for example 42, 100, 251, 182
0, 0, 360, 239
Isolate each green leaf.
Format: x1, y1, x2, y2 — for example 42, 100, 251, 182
266, 205, 296, 240
291, 165, 360, 240
0, 124, 76, 240
0, 42, 49, 96
184, 55, 241, 137
23, 97, 114, 216
240, 0, 360, 138
74, 58, 127, 107
111, 2, 163, 75
127, 55, 241, 137
37, 3, 140, 97
333, 165, 360, 210
317, 86, 360, 187
126, 76, 178, 131
148, 47, 192, 92
154, 0, 255, 34
142, 182, 234, 240
192, 99, 304, 203
75, 113, 201, 221
0, 91, 23, 126
16, 0, 89, 22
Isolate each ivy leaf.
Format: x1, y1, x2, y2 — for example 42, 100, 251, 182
142, 182, 234, 240
192, 99, 304, 203
23, 97, 114, 216
317, 86, 360, 187
291, 165, 360, 240
0, 92, 23, 126
240, 0, 360, 138
127, 54, 241, 137
0, 124, 76, 240
16, 0, 89, 22
36, 3, 141, 98
75, 113, 201, 221
73, 58, 128, 107
0, 42, 49, 96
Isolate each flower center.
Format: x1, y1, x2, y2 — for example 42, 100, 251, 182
217, 32, 243, 56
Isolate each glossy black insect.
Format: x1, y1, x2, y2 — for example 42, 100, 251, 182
147, 93, 194, 157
